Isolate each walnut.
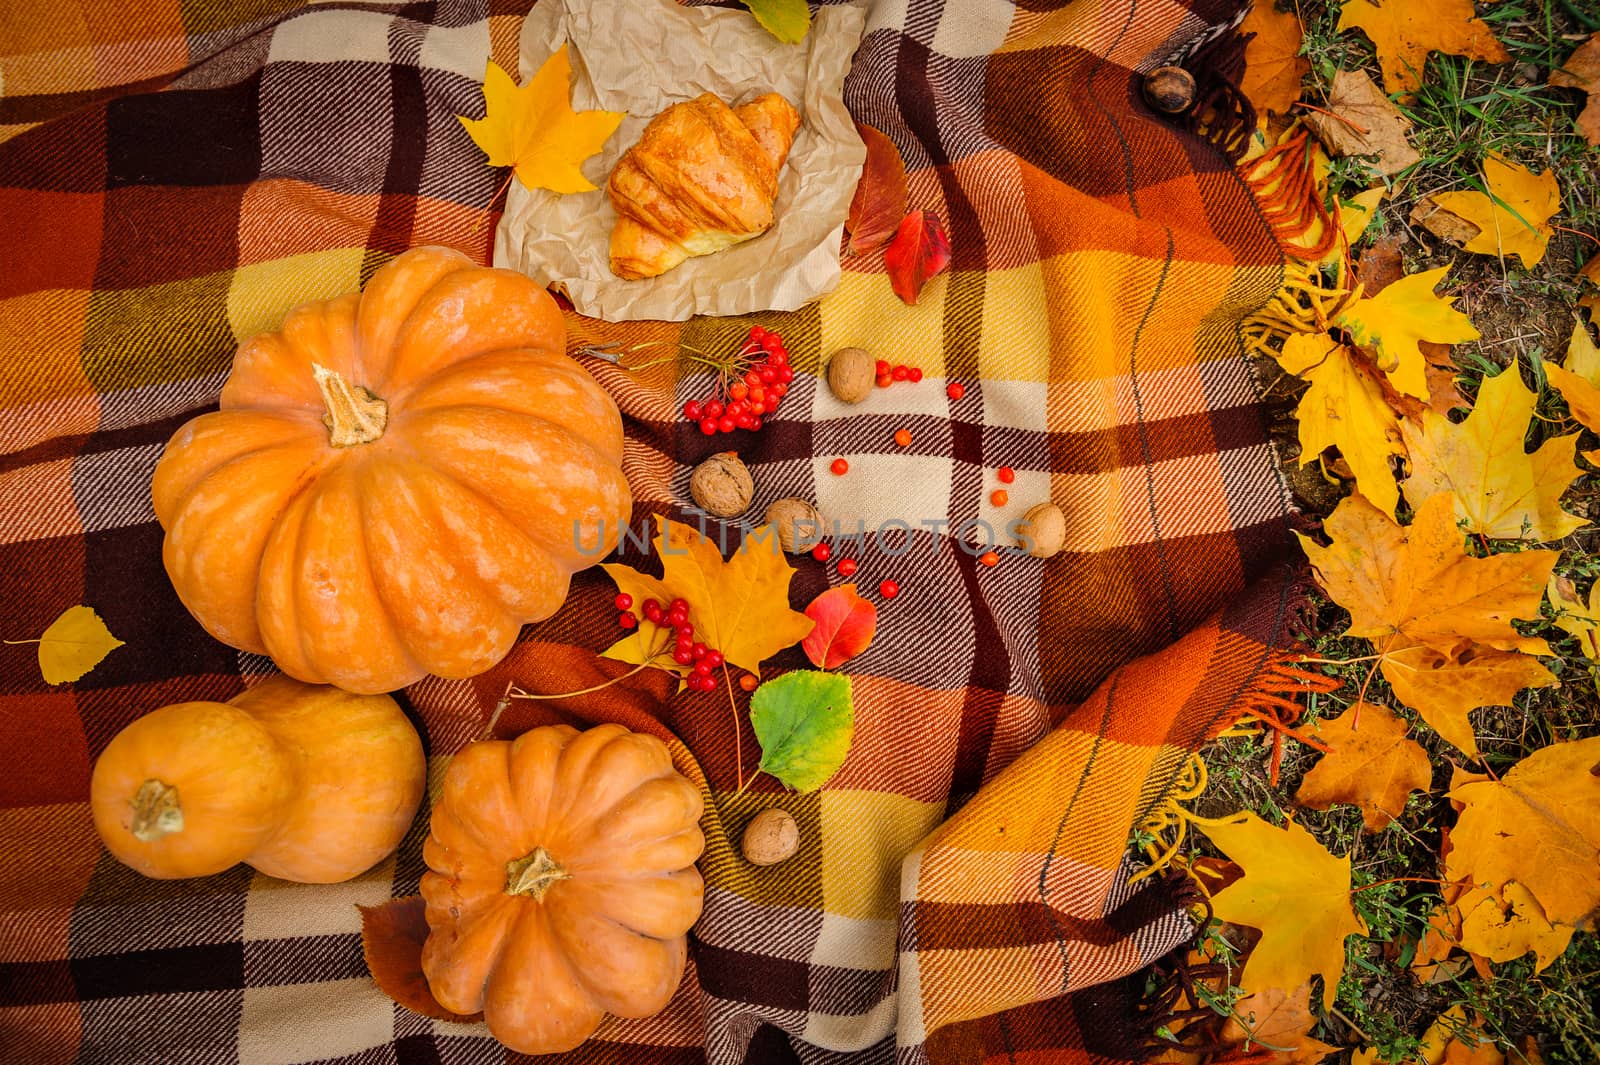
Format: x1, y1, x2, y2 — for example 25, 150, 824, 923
764, 497, 823, 553
690, 452, 753, 518
826, 347, 875, 404
1017, 502, 1066, 559
741, 809, 799, 866
1142, 66, 1196, 114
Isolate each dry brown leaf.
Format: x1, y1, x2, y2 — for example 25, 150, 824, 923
1379, 638, 1556, 758
1296, 702, 1432, 832
1240, 4, 1309, 116
1411, 197, 1484, 246
1445, 735, 1600, 928
1337, 0, 1511, 96
1304, 70, 1421, 176
1297, 492, 1557, 659
359, 896, 484, 1023
1357, 233, 1407, 295
1550, 33, 1600, 147
1220, 983, 1340, 1064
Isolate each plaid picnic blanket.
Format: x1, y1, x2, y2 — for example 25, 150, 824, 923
0, 1, 1314, 1063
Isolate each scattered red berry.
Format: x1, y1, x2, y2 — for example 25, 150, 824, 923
837, 558, 858, 577
909, 367, 924, 383
812, 542, 832, 562
947, 382, 966, 400
997, 466, 1015, 484
614, 593, 633, 611
875, 359, 891, 376
642, 600, 663, 623
683, 400, 702, 420
979, 550, 999, 568
831, 458, 849, 475
618, 611, 637, 629
876, 374, 893, 388
739, 673, 759, 692
891, 365, 909, 381
894, 428, 912, 447
991, 489, 1009, 507
673, 648, 694, 665
879, 579, 900, 599
699, 418, 717, 435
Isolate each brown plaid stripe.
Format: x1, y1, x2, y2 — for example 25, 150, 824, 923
0, 0, 1314, 1063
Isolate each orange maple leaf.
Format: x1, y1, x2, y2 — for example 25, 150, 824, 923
1220, 983, 1340, 1064
1337, 0, 1511, 96
1295, 702, 1431, 832
1550, 33, 1600, 147
1239, 4, 1309, 116
1298, 492, 1556, 658
1378, 638, 1556, 757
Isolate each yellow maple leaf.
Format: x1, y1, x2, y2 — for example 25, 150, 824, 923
458, 46, 625, 194
1379, 638, 1556, 757
1445, 735, 1600, 930
1322, 186, 1387, 272
1337, 0, 1511, 96
601, 516, 814, 678
1547, 573, 1600, 663
1542, 319, 1600, 440
8, 605, 125, 685
1239, 4, 1309, 116
1424, 153, 1561, 269
1193, 811, 1366, 1009
1298, 492, 1555, 658
1276, 333, 1405, 517
1400, 365, 1586, 541
1455, 881, 1574, 972
1295, 702, 1432, 833
1334, 266, 1480, 401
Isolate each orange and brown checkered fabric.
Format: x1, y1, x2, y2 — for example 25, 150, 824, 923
0, 1, 1311, 1063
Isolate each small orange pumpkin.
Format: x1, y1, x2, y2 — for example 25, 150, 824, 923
152, 245, 631, 694
421, 724, 705, 1054
91, 675, 425, 883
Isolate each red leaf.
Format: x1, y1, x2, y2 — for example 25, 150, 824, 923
846, 123, 908, 255
882, 210, 950, 305
802, 584, 878, 669
358, 896, 483, 1023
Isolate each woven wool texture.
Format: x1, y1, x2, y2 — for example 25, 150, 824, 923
0, 0, 1308, 1063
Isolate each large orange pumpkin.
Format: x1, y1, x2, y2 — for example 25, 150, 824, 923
152, 246, 631, 694
91, 675, 426, 883
420, 724, 705, 1054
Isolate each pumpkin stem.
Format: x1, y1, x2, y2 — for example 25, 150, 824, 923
130, 779, 184, 842
312, 362, 388, 446
505, 846, 570, 900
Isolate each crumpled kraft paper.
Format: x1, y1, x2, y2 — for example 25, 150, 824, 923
494, 0, 868, 323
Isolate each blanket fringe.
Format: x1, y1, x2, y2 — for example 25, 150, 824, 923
1239, 129, 1338, 262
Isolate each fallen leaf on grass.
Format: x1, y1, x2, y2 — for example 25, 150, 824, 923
359, 896, 483, 1023
1337, 0, 1511, 96
458, 47, 626, 194
749, 670, 854, 791
1303, 70, 1420, 176
1379, 638, 1556, 758
1547, 574, 1600, 661
1541, 319, 1600, 439
603, 518, 815, 679
1400, 365, 1587, 541
1295, 702, 1431, 832
802, 585, 877, 669
1416, 153, 1561, 269
1356, 232, 1406, 295
1334, 266, 1480, 401
10, 605, 125, 685
1274, 333, 1405, 517
1445, 734, 1600, 929
1193, 811, 1366, 1009
1580, 253, 1600, 316
1456, 881, 1574, 972
1240, 3, 1309, 116
883, 210, 951, 305
1416, 1006, 1505, 1065
1550, 33, 1600, 147
1297, 492, 1556, 658
846, 123, 908, 255
1219, 983, 1339, 1064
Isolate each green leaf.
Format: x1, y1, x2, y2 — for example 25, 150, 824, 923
741, 0, 811, 44
749, 670, 853, 792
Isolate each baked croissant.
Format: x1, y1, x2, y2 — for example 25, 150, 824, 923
607, 92, 801, 280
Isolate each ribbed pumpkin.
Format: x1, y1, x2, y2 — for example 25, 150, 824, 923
152, 245, 630, 694
420, 724, 705, 1054
91, 675, 425, 883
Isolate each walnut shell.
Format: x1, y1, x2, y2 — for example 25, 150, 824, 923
764, 497, 823, 553
690, 453, 753, 518
741, 809, 799, 866
1017, 502, 1066, 559
827, 347, 875, 404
